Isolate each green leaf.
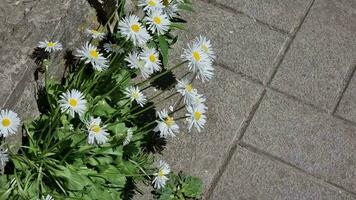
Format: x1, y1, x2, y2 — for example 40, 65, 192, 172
107, 122, 127, 137
181, 176, 203, 198
170, 23, 186, 30
53, 165, 92, 191
158, 36, 169, 67
92, 99, 116, 117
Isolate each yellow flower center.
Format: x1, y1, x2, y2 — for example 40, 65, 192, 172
92, 30, 99, 35
163, 0, 170, 6
1, 118, 11, 127
165, 116, 174, 127
148, 0, 157, 6
149, 54, 157, 62
194, 111, 202, 120
132, 91, 140, 99
153, 16, 161, 24
131, 24, 141, 32
68, 98, 78, 107
201, 44, 209, 53
47, 42, 55, 47
90, 125, 101, 134
158, 169, 165, 177
186, 84, 193, 92
192, 51, 201, 61
89, 50, 99, 59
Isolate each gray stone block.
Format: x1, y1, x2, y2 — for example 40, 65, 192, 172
211, 146, 355, 200
162, 66, 264, 190
243, 89, 356, 194
271, 0, 356, 112
336, 73, 356, 123
174, 0, 286, 82
214, 0, 312, 33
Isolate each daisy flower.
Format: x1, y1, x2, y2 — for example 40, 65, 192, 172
86, 117, 109, 145
154, 109, 179, 138
191, 93, 207, 109
162, 0, 179, 18
186, 105, 207, 132
125, 51, 152, 78
152, 160, 170, 189
76, 42, 109, 71
38, 40, 62, 53
194, 35, 215, 60
124, 86, 147, 107
145, 9, 171, 35
182, 43, 214, 82
140, 48, 161, 73
176, 78, 197, 105
0, 148, 8, 167
42, 195, 54, 200
85, 29, 106, 40
139, 0, 164, 11
123, 128, 133, 146
0, 109, 21, 137
118, 15, 151, 46
59, 89, 87, 117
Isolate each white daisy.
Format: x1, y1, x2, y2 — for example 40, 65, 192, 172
59, 89, 87, 118
186, 105, 207, 132
38, 40, 62, 53
76, 42, 109, 71
182, 43, 214, 82
191, 93, 207, 109
194, 35, 215, 60
86, 117, 109, 145
0, 109, 21, 137
152, 160, 170, 189
145, 9, 171, 35
139, 0, 164, 11
140, 48, 161, 73
162, 0, 179, 18
42, 194, 54, 200
124, 86, 147, 107
176, 78, 197, 105
85, 29, 106, 40
154, 109, 179, 138
125, 51, 152, 79
0, 148, 9, 167
118, 15, 151, 46
123, 128, 133, 146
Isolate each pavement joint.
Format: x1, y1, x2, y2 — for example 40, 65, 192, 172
200, 0, 291, 36
238, 141, 356, 199
204, 88, 267, 199
265, 0, 315, 85
331, 64, 356, 115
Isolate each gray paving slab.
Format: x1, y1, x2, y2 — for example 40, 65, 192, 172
174, 0, 286, 83
271, 0, 356, 112
214, 0, 312, 34
336, 73, 356, 123
0, 0, 72, 107
162, 66, 263, 191
211, 146, 355, 200
243, 89, 356, 194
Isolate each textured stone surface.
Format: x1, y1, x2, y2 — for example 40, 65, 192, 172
243, 90, 356, 194
163, 66, 263, 189
0, 0, 76, 106
336, 73, 356, 123
211, 146, 355, 200
271, 0, 356, 111
175, 0, 286, 82
214, 0, 312, 33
